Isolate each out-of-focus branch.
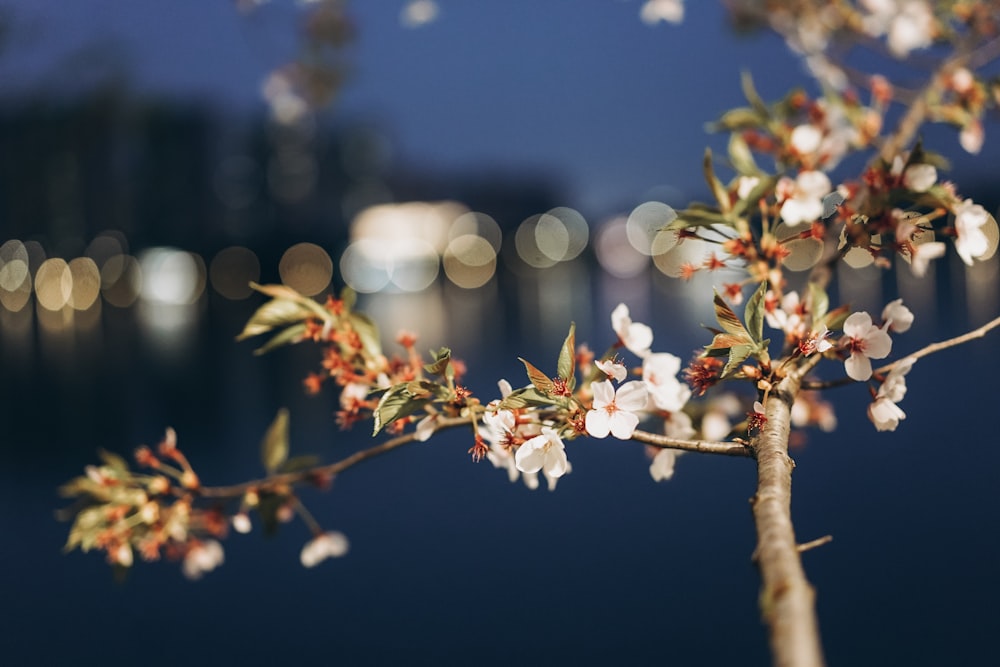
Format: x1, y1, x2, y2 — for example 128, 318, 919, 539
198, 416, 473, 500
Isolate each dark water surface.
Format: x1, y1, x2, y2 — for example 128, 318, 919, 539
2, 260, 999, 667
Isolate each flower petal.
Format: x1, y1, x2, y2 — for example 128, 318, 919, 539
615, 381, 649, 412
845, 352, 873, 381
586, 409, 611, 439
609, 411, 640, 440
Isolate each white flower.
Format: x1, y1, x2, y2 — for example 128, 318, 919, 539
779, 170, 832, 227
665, 410, 697, 440
842, 312, 892, 381
232, 513, 252, 534
868, 396, 906, 431
881, 299, 914, 333
908, 240, 946, 277
586, 380, 648, 439
790, 124, 823, 156
611, 304, 653, 357
182, 540, 225, 580
414, 414, 437, 442
765, 290, 805, 337
861, 0, 934, 58
595, 359, 627, 382
737, 175, 761, 200
486, 442, 539, 490
953, 199, 990, 266
300, 531, 349, 568
902, 163, 937, 192
640, 0, 683, 25
649, 449, 681, 482
642, 353, 691, 412
960, 120, 984, 155
867, 358, 915, 431
515, 427, 569, 480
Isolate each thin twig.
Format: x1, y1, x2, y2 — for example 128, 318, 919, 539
199, 416, 473, 499
797, 535, 833, 553
801, 314, 1000, 389
630, 429, 753, 457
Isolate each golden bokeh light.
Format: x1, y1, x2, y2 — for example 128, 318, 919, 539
536, 207, 588, 262
450, 211, 502, 252
340, 239, 391, 293
0, 270, 31, 311
627, 201, 677, 255
210, 246, 261, 300
443, 234, 497, 288
279, 242, 333, 296
67, 257, 101, 310
35, 258, 72, 311
514, 215, 559, 269
101, 255, 142, 308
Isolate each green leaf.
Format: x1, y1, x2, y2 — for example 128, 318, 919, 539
278, 455, 322, 474
347, 312, 382, 359
722, 344, 754, 378
741, 71, 770, 118
557, 323, 576, 382
250, 282, 330, 319
808, 281, 829, 326
707, 106, 763, 132
727, 132, 759, 176
97, 449, 129, 474
518, 357, 555, 395
821, 304, 851, 332
666, 207, 730, 231
371, 381, 448, 435
713, 291, 751, 339
252, 323, 307, 356
744, 281, 768, 344
260, 408, 290, 473
237, 299, 314, 341
703, 149, 731, 214
498, 386, 561, 410
424, 347, 452, 377
339, 286, 357, 312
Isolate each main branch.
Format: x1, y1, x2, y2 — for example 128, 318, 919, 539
751, 357, 825, 667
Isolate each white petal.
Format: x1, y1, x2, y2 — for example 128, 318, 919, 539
615, 381, 649, 412
542, 447, 569, 478
590, 380, 615, 408
609, 411, 640, 440
514, 436, 546, 473
843, 311, 873, 337
586, 409, 611, 439
845, 353, 873, 381
863, 328, 892, 359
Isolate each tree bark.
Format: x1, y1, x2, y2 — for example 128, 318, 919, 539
751, 367, 826, 667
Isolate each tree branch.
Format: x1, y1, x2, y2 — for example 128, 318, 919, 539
750, 355, 826, 667
630, 429, 753, 457
801, 314, 1000, 390
198, 416, 473, 500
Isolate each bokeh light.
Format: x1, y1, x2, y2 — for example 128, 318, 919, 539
627, 201, 677, 255
514, 215, 559, 269
67, 257, 101, 310
101, 254, 142, 308
450, 211, 502, 252
210, 246, 261, 300
139, 248, 205, 305
34, 258, 72, 311
535, 206, 589, 262
443, 234, 497, 288
279, 243, 333, 296
594, 216, 647, 278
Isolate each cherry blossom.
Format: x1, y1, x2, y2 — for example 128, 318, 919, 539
860, 0, 935, 58
642, 353, 691, 412
649, 449, 681, 482
595, 359, 627, 382
486, 443, 539, 490
300, 531, 349, 568
778, 170, 832, 227
586, 380, 649, 439
953, 199, 991, 266
514, 427, 569, 480
841, 312, 892, 381
611, 303, 653, 357
868, 359, 916, 432
182, 540, 225, 580
881, 299, 914, 333
639, 0, 683, 25
902, 163, 937, 192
